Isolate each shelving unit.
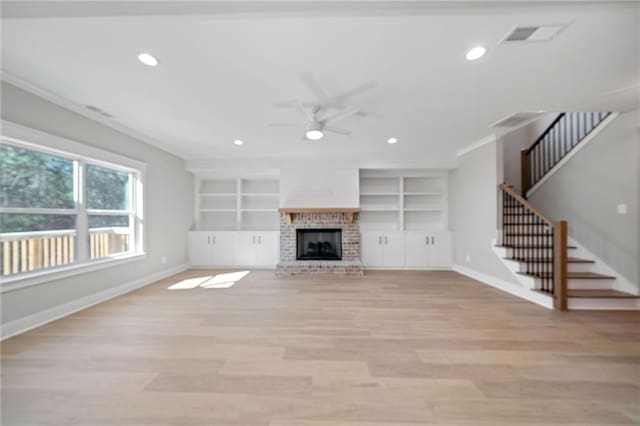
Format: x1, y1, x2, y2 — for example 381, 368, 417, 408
359, 170, 448, 231
195, 176, 280, 230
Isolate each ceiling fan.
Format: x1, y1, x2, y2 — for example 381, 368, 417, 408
270, 73, 376, 141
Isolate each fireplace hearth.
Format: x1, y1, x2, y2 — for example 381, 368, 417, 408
297, 229, 342, 261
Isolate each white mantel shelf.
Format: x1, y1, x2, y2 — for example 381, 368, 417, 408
278, 208, 360, 225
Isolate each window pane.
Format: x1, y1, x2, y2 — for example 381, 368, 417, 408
86, 164, 131, 210
0, 214, 77, 276
0, 143, 75, 209
89, 215, 130, 259
1, 213, 76, 233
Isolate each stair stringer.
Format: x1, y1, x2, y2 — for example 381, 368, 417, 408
568, 236, 639, 296
526, 112, 619, 198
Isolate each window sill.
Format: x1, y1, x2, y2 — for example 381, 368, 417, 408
0, 252, 147, 294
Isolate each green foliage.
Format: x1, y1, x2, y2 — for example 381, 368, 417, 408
0, 144, 131, 233
1, 144, 74, 209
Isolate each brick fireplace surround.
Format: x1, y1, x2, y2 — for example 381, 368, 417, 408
276, 212, 364, 276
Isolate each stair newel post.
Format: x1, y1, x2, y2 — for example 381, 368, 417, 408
553, 220, 568, 311
520, 149, 530, 197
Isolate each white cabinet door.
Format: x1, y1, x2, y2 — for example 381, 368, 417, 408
404, 232, 430, 267
210, 232, 234, 266
430, 232, 452, 268
361, 232, 384, 267
188, 232, 213, 266
233, 232, 257, 266
381, 232, 404, 267
255, 232, 279, 267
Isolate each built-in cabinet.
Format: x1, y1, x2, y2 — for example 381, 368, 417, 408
189, 175, 280, 268
361, 231, 405, 267
359, 169, 452, 269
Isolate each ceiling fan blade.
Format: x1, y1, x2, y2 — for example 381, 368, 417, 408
320, 106, 360, 125
324, 81, 378, 107
300, 72, 328, 101
324, 125, 352, 136
295, 101, 315, 122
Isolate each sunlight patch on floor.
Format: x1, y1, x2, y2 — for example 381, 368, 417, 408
167, 271, 250, 290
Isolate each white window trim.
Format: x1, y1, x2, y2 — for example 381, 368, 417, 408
1, 120, 147, 292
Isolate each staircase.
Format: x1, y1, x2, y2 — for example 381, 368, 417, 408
498, 184, 639, 310
521, 112, 611, 197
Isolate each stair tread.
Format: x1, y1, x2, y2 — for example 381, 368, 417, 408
518, 272, 615, 280
568, 289, 640, 299
505, 257, 594, 263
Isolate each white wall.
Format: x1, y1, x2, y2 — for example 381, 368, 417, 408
1, 81, 194, 329
449, 140, 519, 284
502, 114, 559, 193
280, 167, 359, 208
529, 110, 639, 290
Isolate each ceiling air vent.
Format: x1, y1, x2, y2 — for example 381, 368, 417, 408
489, 112, 545, 129
85, 105, 114, 119
501, 24, 568, 43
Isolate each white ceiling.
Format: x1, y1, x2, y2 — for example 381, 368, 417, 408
2, 1, 638, 167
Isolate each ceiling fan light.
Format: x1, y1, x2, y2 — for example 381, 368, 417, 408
305, 129, 324, 140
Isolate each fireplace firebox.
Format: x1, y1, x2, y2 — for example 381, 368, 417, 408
296, 229, 342, 261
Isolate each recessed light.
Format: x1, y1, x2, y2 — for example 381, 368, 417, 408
233, 139, 244, 146
465, 46, 486, 61
138, 52, 158, 67
387, 137, 398, 144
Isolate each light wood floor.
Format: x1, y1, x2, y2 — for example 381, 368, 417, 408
2, 270, 639, 425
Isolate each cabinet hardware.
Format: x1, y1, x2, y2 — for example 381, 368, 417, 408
379, 236, 382, 245
253, 235, 256, 244
213, 236, 216, 244
426, 236, 429, 245
384, 236, 388, 245
431, 236, 435, 245
258, 236, 261, 244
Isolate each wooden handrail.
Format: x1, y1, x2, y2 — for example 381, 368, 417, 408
499, 183, 568, 311
499, 184, 555, 226
522, 113, 565, 155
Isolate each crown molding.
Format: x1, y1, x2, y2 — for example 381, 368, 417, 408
456, 133, 497, 157
1, 70, 187, 159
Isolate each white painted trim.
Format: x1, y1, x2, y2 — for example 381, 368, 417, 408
1, 70, 186, 159
568, 297, 640, 311
2, 120, 147, 172
452, 264, 554, 309
456, 134, 497, 157
526, 112, 619, 197
0, 253, 146, 293
567, 236, 639, 296
0, 263, 189, 340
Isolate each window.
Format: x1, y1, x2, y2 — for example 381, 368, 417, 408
1, 124, 144, 282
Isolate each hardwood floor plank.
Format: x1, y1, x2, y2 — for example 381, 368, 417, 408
2, 269, 639, 425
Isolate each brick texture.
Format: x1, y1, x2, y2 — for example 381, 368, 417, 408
276, 212, 364, 276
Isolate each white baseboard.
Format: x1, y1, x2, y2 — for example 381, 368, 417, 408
1, 263, 189, 340
452, 264, 554, 309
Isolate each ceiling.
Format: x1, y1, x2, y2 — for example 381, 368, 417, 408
2, 1, 638, 167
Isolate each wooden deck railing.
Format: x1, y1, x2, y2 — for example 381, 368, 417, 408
1, 228, 130, 277
89, 227, 130, 260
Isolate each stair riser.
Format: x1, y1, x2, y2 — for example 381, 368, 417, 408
495, 247, 576, 258
501, 237, 556, 246
518, 276, 614, 291
568, 298, 640, 310
514, 262, 593, 274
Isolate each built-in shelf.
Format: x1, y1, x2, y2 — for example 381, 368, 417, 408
195, 177, 280, 230
359, 170, 448, 231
